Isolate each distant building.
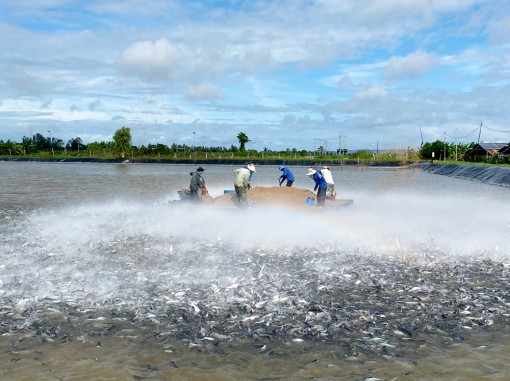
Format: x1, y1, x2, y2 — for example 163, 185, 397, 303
499, 143, 510, 156
463, 143, 508, 162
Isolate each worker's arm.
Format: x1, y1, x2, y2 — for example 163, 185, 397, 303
242, 171, 251, 188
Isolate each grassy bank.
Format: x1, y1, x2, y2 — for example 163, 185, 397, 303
0, 149, 421, 167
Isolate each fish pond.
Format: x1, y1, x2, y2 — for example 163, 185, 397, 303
1, 161, 509, 380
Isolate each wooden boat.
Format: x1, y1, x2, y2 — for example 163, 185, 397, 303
178, 186, 353, 210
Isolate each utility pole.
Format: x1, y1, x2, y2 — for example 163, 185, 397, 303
48, 130, 53, 155
477, 122, 482, 144
338, 133, 346, 155
455, 128, 458, 161
443, 132, 446, 161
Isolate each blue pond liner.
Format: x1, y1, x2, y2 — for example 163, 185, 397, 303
224, 190, 236, 194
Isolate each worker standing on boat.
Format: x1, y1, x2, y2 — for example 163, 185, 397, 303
306, 168, 327, 207
321, 165, 336, 200
278, 165, 295, 187
234, 163, 256, 207
189, 167, 205, 202
246, 162, 255, 188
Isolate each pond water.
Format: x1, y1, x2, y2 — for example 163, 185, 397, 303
1, 161, 509, 380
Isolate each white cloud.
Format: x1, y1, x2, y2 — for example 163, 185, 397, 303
488, 14, 510, 44
118, 38, 183, 81
184, 83, 224, 101
0, 65, 49, 98
271, 47, 308, 63
353, 87, 389, 102
47, 108, 110, 123
239, 49, 274, 74
280, 114, 312, 125
382, 50, 439, 81
89, 0, 172, 15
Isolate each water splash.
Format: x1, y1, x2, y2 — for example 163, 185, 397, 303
1, 190, 507, 306
1, 191, 509, 354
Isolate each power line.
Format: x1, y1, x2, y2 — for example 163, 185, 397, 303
482, 123, 510, 133
436, 122, 510, 143
444, 125, 479, 140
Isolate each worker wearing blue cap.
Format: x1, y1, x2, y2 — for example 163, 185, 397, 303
278, 165, 295, 187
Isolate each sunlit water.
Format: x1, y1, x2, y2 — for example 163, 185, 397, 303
1, 161, 510, 380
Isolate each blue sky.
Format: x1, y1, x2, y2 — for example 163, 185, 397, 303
1, 0, 510, 151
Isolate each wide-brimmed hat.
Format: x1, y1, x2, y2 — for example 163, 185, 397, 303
247, 164, 256, 172
321, 165, 330, 170
306, 168, 316, 176
196, 167, 205, 172
278, 165, 285, 170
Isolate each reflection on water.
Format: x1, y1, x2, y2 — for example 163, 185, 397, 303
1, 162, 510, 380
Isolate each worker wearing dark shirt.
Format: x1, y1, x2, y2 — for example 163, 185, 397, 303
189, 167, 205, 202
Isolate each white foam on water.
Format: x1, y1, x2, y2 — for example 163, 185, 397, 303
1, 188, 508, 308
338, 190, 510, 259
22, 188, 510, 260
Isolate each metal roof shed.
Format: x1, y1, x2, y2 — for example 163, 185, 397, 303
463, 143, 508, 161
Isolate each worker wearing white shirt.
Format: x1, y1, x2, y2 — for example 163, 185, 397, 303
321, 166, 336, 200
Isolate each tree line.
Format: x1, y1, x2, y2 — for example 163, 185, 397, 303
1, 127, 497, 163
0, 127, 271, 158
418, 140, 476, 161
0, 127, 351, 159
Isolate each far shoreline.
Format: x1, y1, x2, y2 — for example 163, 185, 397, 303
0, 156, 418, 168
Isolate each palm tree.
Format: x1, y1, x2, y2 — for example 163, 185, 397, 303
237, 132, 250, 152
113, 127, 132, 159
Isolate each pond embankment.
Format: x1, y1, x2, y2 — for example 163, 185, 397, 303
0, 156, 413, 167
422, 163, 510, 187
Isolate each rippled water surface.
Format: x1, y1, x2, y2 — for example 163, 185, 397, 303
1, 161, 510, 380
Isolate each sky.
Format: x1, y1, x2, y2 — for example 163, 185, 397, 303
1, 0, 510, 151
